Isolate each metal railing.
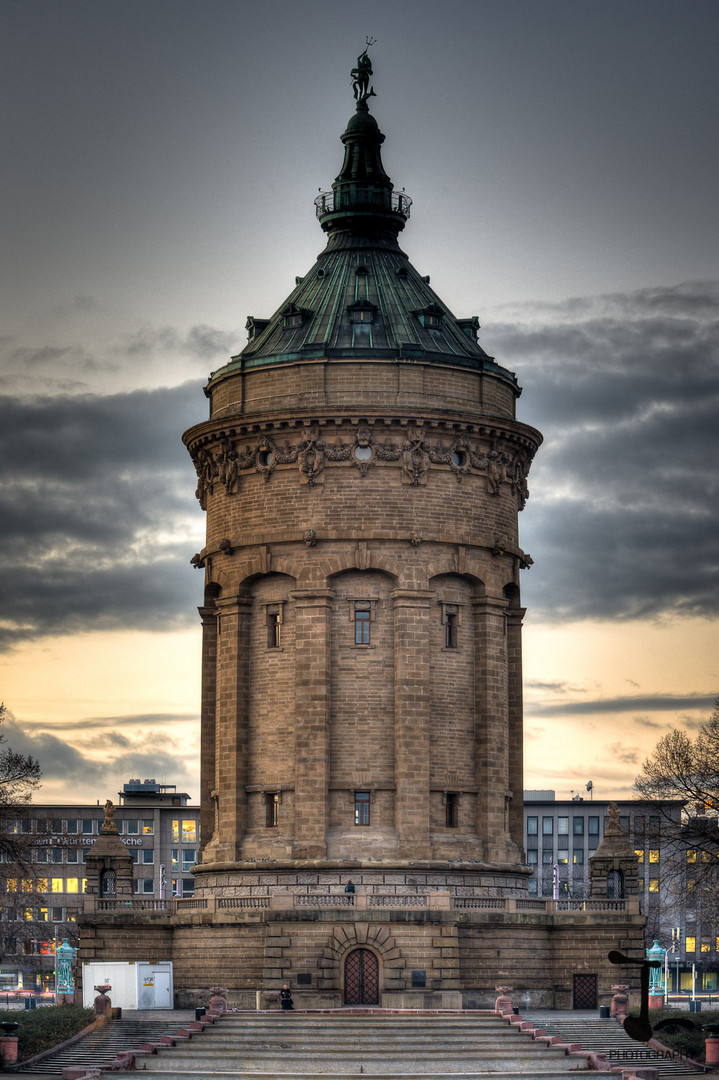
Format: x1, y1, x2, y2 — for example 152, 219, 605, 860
314, 190, 412, 220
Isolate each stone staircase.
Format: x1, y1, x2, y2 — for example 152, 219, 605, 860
16, 1014, 196, 1075
46, 1010, 624, 1079
521, 1011, 706, 1077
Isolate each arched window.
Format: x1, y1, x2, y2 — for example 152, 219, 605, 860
607, 869, 624, 899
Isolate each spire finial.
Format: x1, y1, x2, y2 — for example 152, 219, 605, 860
351, 38, 377, 106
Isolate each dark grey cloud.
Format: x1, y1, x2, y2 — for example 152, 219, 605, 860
527, 692, 715, 718
1, 711, 196, 796
495, 280, 719, 621
0, 383, 204, 649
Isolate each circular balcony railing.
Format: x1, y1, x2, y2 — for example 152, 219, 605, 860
315, 190, 412, 221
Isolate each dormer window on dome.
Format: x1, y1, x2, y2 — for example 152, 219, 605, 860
282, 303, 312, 330
457, 317, 480, 341
246, 316, 270, 342
348, 299, 377, 324
414, 303, 444, 330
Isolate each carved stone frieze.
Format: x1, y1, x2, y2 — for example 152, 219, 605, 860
190, 420, 535, 508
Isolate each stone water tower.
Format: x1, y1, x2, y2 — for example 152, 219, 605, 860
180, 52, 543, 1004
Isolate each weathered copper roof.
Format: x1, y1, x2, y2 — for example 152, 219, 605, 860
211, 75, 517, 388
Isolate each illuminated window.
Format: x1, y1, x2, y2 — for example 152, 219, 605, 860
637, 878, 644, 891
687, 849, 697, 862
21, 879, 33, 892
573, 850, 584, 865
649, 878, 659, 892
716, 937, 719, 952
182, 820, 196, 843
701, 943, 711, 953
51, 879, 63, 893
23, 907, 33, 921
355, 792, 370, 826
142, 821, 154, 835
557, 850, 569, 865
686, 936, 696, 953
649, 850, 659, 863
38, 908, 48, 922
635, 850, 644, 863
67, 911, 76, 922
37, 878, 48, 892
702, 850, 711, 862
171, 849, 179, 871
172, 820, 180, 842
66, 878, 79, 893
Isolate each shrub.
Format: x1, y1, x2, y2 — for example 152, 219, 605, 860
0, 1004, 95, 1061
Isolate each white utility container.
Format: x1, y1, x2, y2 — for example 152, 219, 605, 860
82, 961, 173, 1009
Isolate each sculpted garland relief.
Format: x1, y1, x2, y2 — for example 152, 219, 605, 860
192, 424, 532, 509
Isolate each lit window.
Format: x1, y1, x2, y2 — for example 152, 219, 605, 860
686, 936, 696, 952
51, 879, 63, 893
266, 794, 280, 828
649, 878, 659, 892
443, 611, 458, 649
182, 820, 196, 843
67, 911, 76, 922
557, 850, 568, 865
66, 879, 79, 893
573, 850, 584, 865
649, 850, 659, 863
635, 850, 644, 863
142, 821, 154, 835
687, 849, 697, 863
171, 849, 179, 872
716, 937, 719, 952
171, 820, 180, 842
355, 792, 370, 826
21, 879, 33, 892
702, 850, 711, 862
701, 943, 711, 953
445, 793, 459, 828
267, 607, 281, 648
637, 878, 644, 891
23, 907, 33, 921
354, 606, 371, 645
36, 878, 48, 893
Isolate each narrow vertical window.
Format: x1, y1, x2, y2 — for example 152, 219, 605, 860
267, 606, 281, 648
445, 793, 459, 828
354, 606, 370, 645
355, 791, 370, 826
266, 793, 280, 828
443, 611, 458, 648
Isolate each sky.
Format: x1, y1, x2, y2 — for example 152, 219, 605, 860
0, 0, 717, 806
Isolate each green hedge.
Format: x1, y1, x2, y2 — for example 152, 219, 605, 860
0, 1005, 95, 1061
627, 1006, 719, 1063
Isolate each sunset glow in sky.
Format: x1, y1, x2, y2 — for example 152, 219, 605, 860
1, 0, 717, 804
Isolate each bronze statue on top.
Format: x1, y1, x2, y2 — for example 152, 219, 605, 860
351, 38, 377, 104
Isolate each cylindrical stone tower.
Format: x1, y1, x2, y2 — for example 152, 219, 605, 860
184, 56, 541, 939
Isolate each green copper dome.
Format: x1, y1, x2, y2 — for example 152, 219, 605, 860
210, 55, 518, 389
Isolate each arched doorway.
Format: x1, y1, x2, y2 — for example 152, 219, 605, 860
344, 948, 379, 1005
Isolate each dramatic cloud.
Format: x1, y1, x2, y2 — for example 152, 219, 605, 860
527, 693, 716, 718
490, 280, 719, 621
0, 383, 204, 649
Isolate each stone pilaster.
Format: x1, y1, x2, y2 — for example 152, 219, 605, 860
506, 602, 526, 855
393, 589, 433, 859
205, 595, 252, 863
292, 588, 332, 859
198, 602, 218, 856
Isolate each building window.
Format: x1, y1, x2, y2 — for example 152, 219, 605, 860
65, 879, 79, 893
66, 849, 78, 864
182, 850, 196, 872
267, 607, 281, 648
542, 851, 553, 865
649, 849, 659, 863
701, 942, 711, 953
607, 869, 624, 899
355, 792, 370, 826
81, 820, 94, 835
542, 817, 553, 836
558, 817, 569, 835
527, 816, 538, 836
51, 848, 62, 863
65, 819, 78, 834
526, 850, 538, 865
51, 907, 63, 921
445, 793, 459, 828
687, 849, 697, 862
126, 820, 139, 835
588, 816, 599, 836
573, 817, 584, 835
557, 849, 568, 865
142, 879, 154, 894
635, 849, 644, 862
686, 936, 696, 953
142, 849, 154, 864
142, 821, 154, 835
266, 793, 280, 828
182, 820, 196, 843
171, 849, 179, 872
648, 878, 659, 892
573, 850, 584, 865
171, 820, 180, 842
354, 606, 371, 645
443, 611, 458, 649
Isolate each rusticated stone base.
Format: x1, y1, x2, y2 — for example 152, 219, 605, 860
78, 899, 646, 1012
